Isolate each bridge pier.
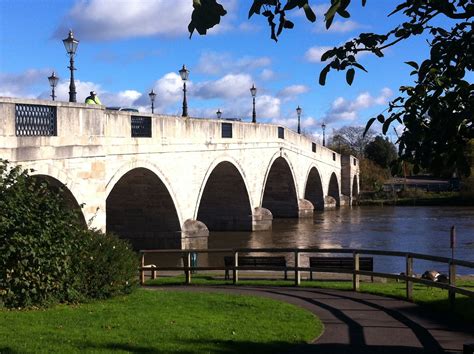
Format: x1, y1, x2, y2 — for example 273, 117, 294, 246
298, 198, 314, 218
252, 207, 273, 231
181, 219, 209, 249
324, 196, 337, 209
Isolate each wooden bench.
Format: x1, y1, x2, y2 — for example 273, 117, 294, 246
224, 256, 287, 280
309, 256, 374, 281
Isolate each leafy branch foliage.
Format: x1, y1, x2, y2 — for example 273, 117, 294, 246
188, 0, 473, 178
0, 159, 138, 308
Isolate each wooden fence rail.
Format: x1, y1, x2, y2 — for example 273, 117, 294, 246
139, 248, 474, 306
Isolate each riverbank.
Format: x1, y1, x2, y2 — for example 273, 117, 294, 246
357, 191, 474, 206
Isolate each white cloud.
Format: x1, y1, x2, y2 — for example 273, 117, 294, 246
277, 84, 309, 101
0, 69, 51, 98
304, 46, 332, 63
314, 20, 362, 33
193, 73, 253, 99
323, 88, 393, 124
56, 0, 238, 41
260, 69, 275, 81
57, 0, 190, 41
196, 51, 271, 76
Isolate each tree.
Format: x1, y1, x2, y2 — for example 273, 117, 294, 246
188, 0, 474, 177
365, 136, 397, 169
327, 126, 375, 158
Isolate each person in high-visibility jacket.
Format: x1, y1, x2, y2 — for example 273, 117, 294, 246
85, 91, 102, 105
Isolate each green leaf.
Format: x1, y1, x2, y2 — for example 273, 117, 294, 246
346, 68, 355, 85
363, 118, 376, 137
352, 62, 368, 72
324, 1, 340, 28
405, 61, 419, 70
319, 65, 331, 86
303, 3, 316, 22
249, 0, 276, 18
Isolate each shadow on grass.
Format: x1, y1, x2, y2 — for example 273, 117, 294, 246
0, 348, 18, 354
75, 340, 444, 354
76, 340, 298, 354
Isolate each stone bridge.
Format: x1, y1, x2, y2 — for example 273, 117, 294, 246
0, 98, 359, 249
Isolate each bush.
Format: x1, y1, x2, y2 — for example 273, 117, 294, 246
0, 159, 138, 308
71, 230, 138, 300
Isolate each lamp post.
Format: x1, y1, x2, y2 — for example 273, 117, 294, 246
48, 71, 59, 101
216, 109, 222, 119
149, 89, 156, 114
250, 84, 257, 123
62, 30, 79, 103
322, 122, 326, 147
179, 64, 189, 117
296, 105, 302, 134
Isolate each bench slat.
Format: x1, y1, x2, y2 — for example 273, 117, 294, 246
224, 256, 287, 280
309, 256, 374, 281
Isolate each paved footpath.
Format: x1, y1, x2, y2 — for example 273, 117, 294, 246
145, 285, 474, 354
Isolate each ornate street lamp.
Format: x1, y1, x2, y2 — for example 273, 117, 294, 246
322, 122, 326, 147
148, 89, 156, 114
179, 64, 189, 117
48, 71, 59, 101
250, 84, 257, 123
216, 109, 222, 119
62, 30, 79, 103
296, 105, 302, 134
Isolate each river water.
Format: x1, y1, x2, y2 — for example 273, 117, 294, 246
206, 206, 474, 275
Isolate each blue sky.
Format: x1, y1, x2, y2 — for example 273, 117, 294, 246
0, 0, 438, 142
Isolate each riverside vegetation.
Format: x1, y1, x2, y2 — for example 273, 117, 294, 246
0, 159, 138, 308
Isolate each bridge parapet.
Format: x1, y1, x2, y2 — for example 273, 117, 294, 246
0, 97, 339, 169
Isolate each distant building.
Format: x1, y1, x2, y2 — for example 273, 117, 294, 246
383, 176, 459, 192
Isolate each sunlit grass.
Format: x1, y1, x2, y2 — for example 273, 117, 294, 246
146, 275, 474, 323
0, 289, 322, 354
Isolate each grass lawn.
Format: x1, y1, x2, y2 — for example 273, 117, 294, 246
0, 289, 322, 354
146, 275, 474, 323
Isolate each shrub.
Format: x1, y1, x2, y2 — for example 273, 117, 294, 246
0, 160, 82, 307
0, 159, 138, 308
70, 229, 139, 300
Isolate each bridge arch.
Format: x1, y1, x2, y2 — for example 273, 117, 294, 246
304, 166, 325, 211
196, 158, 252, 231
106, 166, 181, 249
328, 172, 341, 207
261, 153, 298, 218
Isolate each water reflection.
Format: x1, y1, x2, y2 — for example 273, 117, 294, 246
207, 206, 474, 275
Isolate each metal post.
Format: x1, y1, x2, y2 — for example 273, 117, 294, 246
406, 254, 413, 301
294, 250, 300, 286
449, 260, 456, 308
68, 55, 76, 103
151, 101, 154, 114
51, 87, 56, 101
233, 251, 239, 284
185, 252, 191, 284
182, 81, 188, 117
353, 251, 360, 291
140, 252, 145, 285
252, 97, 256, 123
